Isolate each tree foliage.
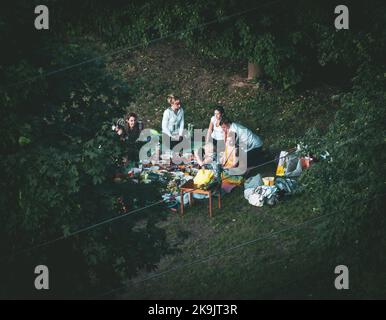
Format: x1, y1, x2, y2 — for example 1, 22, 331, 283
0, 0, 385, 298
0, 32, 169, 298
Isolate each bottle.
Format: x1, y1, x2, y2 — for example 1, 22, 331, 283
188, 123, 194, 138
154, 142, 161, 165
212, 162, 222, 184
138, 120, 144, 131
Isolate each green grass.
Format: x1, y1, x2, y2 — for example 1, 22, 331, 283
103, 41, 359, 299
119, 191, 340, 299
108, 41, 339, 147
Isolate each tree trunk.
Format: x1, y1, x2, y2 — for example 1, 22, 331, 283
247, 62, 263, 80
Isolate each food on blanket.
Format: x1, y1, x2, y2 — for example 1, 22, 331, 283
159, 159, 169, 166
166, 180, 179, 193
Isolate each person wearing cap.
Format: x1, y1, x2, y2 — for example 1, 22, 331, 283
162, 94, 185, 150
220, 117, 263, 168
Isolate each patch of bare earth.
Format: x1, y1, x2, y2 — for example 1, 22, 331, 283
109, 41, 263, 128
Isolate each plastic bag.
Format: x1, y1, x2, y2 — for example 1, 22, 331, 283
247, 186, 278, 207
193, 169, 214, 187
276, 151, 302, 178
244, 174, 263, 189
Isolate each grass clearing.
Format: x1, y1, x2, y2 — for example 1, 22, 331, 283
103, 41, 352, 299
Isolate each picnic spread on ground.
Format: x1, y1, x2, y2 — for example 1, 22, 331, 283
111, 95, 322, 217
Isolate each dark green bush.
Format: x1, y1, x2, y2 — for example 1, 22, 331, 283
0, 42, 169, 298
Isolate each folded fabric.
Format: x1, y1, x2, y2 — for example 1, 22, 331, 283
221, 171, 244, 193
244, 174, 263, 189
221, 171, 244, 185
246, 186, 278, 207
221, 182, 238, 193
275, 177, 298, 194
175, 192, 190, 205
248, 192, 265, 207
244, 188, 255, 200
192, 193, 209, 200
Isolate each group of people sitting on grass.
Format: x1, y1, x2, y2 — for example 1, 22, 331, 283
113, 93, 263, 172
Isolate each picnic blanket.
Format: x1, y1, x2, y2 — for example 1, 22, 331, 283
221, 171, 244, 193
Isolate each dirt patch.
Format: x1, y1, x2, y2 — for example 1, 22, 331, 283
108, 41, 264, 128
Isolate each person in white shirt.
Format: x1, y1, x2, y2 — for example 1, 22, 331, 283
206, 105, 225, 156
220, 116, 263, 168
162, 95, 185, 150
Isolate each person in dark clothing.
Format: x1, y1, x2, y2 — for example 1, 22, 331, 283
125, 112, 142, 141
124, 112, 144, 162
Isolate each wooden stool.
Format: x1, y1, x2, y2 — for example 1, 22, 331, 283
179, 180, 221, 218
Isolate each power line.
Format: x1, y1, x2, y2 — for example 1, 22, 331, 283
1, 147, 297, 263
0, 199, 164, 263
96, 211, 333, 298
0, 0, 323, 267
94, 181, 375, 299
0, 0, 378, 300
1, 0, 284, 89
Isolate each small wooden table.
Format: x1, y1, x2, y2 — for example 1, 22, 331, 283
179, 180, 221, 218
